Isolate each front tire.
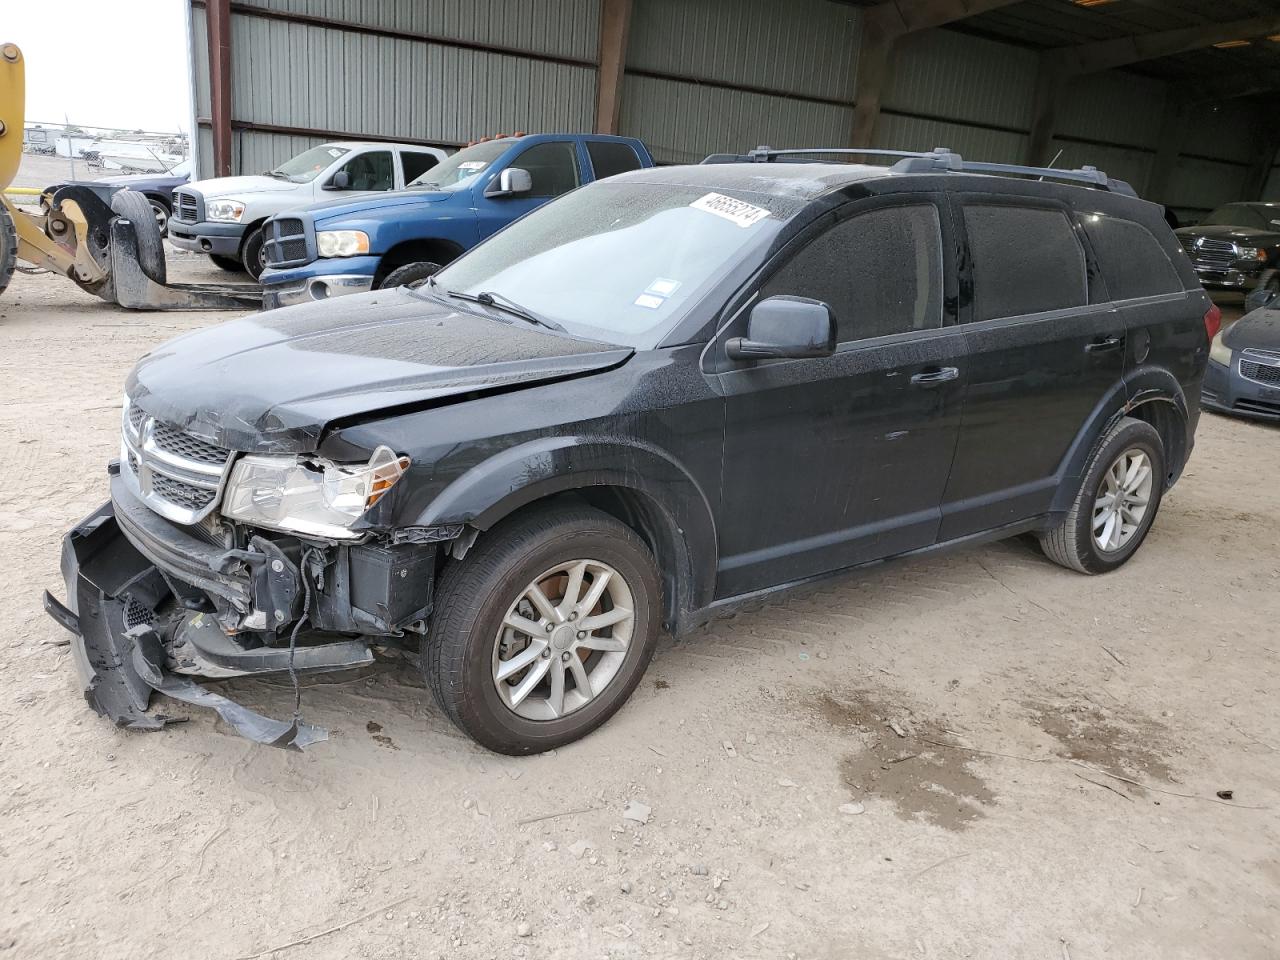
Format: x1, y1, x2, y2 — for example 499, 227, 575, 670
240, 227, 267, 281
425, 504, 661, 755
1039, 416, 1165, 574
379, 261, 442, 290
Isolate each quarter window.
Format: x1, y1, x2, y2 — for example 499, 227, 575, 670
964, 204, 1087, 321
760, 204, 944, 342
587, 141, 643, 180
1080, 215, 1183, 300
511, 142, 581, 198
337, 151, 395, 191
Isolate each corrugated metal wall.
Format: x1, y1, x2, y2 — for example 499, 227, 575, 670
187, 0, 1268, 220
618, 0, 859, 164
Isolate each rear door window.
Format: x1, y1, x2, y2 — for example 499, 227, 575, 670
400, 150, 440, 184
760, 204, 944, 343
963, 204, 1087, 321
1080, 215, 1183, 299
586, 141, 643, 180
511, 142, 581, 198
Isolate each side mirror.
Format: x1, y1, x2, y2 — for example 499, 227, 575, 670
325, 170, 351, 190
485, 167, 532, 197
726, 296, 836, 361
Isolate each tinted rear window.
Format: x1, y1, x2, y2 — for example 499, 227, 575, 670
964, 204, 1087, 321
401, 151, 439, 182
1080, 214, 1183, 300
587, 141, 643, 180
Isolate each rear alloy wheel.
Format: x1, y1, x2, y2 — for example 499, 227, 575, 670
1039, 416, 1165, 574
426, 504, 660, 754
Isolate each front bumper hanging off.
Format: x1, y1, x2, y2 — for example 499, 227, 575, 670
42, 499, 367, 749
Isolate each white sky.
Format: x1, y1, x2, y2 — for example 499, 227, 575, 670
7, 0, 192, 134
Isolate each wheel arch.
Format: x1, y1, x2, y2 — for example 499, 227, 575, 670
411, 436, 718, 632
1050, 367, 1189, 514
375, 237, 466, 286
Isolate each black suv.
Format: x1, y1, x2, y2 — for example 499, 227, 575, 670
46, 148, 1214, 754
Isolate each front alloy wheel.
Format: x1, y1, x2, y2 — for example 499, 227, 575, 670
493, 559, 635, 720
425, 503, 660, 754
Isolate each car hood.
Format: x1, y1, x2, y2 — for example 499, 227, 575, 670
190, 175, 301, 198
307, 189, 453, 223
126, 289, 632, 453
100, 172, 186, 189
1225, 305, 1280, 353
1176, 224, 1280, 245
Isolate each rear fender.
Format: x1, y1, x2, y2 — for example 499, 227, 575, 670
411, 436, 719, 626
1050, 365, 1188, 514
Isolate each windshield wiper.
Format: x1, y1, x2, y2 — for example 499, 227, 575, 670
265, 170, 291, 180
435, 284, 566, 333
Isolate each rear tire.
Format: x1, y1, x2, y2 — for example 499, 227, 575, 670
109, 188, 166, 284
425, 504, 661, 755
379, 261, 442, 290
1039, 416, 1165, 574
0, 202, 15, 298
209, 254, 243, 272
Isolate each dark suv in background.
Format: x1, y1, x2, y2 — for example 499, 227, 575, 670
47, 148, 1213, 755
1175, 201, 1280, 299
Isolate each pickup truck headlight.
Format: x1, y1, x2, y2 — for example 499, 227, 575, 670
223, 446, 410, 539
206, 199, 246, 223
316, 230, 370, 258
1236, 246, 1265, 262
1209, 330, 1233, 367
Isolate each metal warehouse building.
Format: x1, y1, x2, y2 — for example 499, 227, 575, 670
184, 0, 1280, 223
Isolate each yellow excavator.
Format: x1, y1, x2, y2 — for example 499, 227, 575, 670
0, 42, 255, 309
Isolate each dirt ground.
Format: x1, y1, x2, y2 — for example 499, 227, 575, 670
0, 256, 1277, 960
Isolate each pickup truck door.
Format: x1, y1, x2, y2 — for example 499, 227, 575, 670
475, 140, 584, 241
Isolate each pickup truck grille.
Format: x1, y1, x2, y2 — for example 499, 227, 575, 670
1179, 236, 1236, 272
263, 217, 313, 268
173, 189, 200, 224
121, 402, 234, 525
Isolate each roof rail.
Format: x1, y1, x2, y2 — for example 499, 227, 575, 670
703, 144, 1137, 197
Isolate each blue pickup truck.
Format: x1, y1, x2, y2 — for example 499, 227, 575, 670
258, 133, 655, 309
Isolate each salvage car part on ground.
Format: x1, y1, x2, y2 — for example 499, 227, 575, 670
0, 43, 258, 310
46, 147, 1211, 753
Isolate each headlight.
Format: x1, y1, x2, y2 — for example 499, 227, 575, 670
316, 230, 370, 258
1236, 246, 1265, 262
223, 445, 410, 539
206, 199, 246, 223
1209, 330, 1233, 367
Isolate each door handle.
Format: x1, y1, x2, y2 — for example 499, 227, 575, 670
910, 366, 959, 387
1085, 336, 1123, 353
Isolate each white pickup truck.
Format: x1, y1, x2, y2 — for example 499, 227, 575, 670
168, 141, 450, 279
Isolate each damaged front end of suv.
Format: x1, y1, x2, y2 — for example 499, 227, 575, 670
46, 401, 448, 748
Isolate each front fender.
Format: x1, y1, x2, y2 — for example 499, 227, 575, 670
413, 435, 719, 622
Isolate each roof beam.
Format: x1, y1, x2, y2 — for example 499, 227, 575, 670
851, 0, 1023, 146
1026, 14, 1280, 167
1046, 14, 1280, 76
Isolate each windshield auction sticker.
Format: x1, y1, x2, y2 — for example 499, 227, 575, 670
689, 193, 770, 228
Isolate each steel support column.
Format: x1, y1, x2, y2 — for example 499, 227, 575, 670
595, 0, 632, 135
207, 0, 233, 177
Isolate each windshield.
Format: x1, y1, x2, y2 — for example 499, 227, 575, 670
169, 159, 192, 178
1201, 204, 1271, 229
428, 180, 797, 347
269, 144, 351, 183
408, 140, 511, 190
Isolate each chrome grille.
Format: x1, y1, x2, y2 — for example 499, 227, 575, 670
173, 189, 199, 224
1180, 236, 1236, 271
263, 217, 312, 268
121, 402, 233, 525
1240, 350, 1280, 387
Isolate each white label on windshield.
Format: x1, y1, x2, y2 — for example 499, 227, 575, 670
646, 277, 681, 297
327, 148, 344, 158
634, 293, 665, 309
458, 161, 487, 172
689, 192, 770, 228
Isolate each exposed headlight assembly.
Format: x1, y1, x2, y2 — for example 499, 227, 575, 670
316, 229, 370, 258
223, 446, 410, 539
1209, 330, 1233, 367
206, 199, 246, 222
1236, 246, 1265, 262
